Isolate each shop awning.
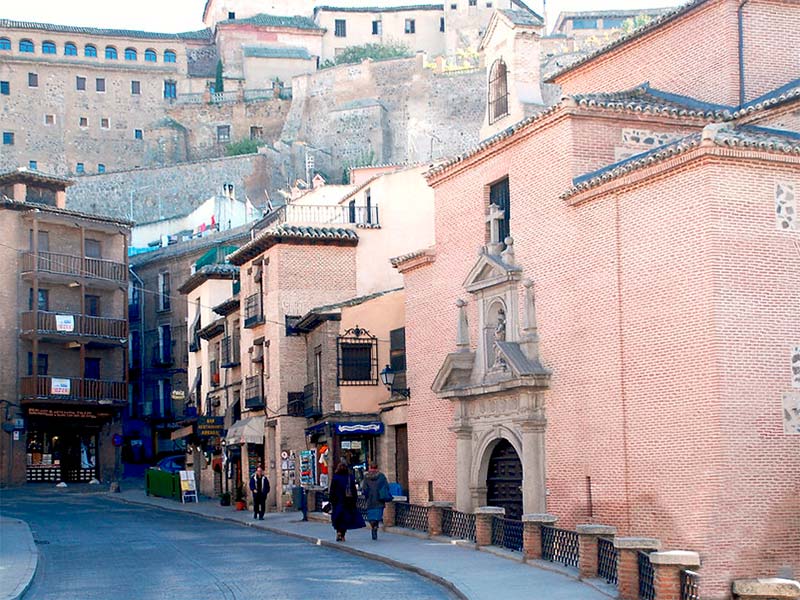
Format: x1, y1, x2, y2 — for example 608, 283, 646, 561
225, 416, 265, 445
171, 424, 195, 441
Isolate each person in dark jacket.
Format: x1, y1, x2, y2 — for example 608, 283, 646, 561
249, 466, 270, 520
362, 462, 391, 540
329, 462, 365, 542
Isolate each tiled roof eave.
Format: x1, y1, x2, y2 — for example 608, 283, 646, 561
227, 227, 358, 265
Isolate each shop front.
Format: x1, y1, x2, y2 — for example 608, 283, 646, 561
224, 416, 265, 503
305, 420, 384, 487
24, 405, 118, 483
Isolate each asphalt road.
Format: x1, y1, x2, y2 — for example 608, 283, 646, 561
1, 489, 454, 600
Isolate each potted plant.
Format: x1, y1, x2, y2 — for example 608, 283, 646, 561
219, 491, 231, 506
234, 483, 246, 511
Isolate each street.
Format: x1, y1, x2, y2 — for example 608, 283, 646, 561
0, 488, 454, 599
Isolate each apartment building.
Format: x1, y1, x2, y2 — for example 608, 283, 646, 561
0, 168, 130, 485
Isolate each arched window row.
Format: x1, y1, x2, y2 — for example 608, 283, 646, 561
0, 37, 176, 63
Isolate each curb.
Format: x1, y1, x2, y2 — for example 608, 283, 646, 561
109, 495, 467, 599
0, 517, 38, 600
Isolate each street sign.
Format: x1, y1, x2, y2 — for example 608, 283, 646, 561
171, 390, 186, 401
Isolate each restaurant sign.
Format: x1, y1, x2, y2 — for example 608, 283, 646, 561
56, 315, 75, 332
51, 378, 71, 395
197, 416, 225, 439
28, 407, 112, 420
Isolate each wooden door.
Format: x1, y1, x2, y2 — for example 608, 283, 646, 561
486, 439, 523, 520
394, 424, 409, 494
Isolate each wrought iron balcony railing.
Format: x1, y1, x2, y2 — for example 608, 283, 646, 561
244, 375, 264, 409
22, 251, 127, 284
21, 375, 127, 403
243, 293, 264, 328
221, 336, 241, 367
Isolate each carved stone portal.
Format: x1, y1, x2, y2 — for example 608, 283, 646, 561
433, 226, 551, 515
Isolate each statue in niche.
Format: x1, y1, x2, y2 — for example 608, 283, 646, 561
492, 308, 507, 370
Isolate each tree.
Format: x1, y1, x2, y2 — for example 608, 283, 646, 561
214, 59, 224, 93
621, 14, 654, 36
325, 42, 412, 68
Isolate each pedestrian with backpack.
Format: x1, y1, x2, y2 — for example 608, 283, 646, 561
362, 462, 392, 540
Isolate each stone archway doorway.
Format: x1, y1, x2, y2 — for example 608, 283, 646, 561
486, 439, 523, 519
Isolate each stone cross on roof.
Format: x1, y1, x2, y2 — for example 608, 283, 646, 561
486, 203, 505, 255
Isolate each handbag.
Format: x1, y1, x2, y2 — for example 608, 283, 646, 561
321, 501, 332, 514
379, 481, 393, 503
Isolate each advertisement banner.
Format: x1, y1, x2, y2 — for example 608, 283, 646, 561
55, 315, 75, 332
51, 378, 71, 395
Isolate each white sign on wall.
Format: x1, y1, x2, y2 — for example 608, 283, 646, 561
783, 392, 800, 435
56, 315, 75, 332
792, 346, 800, 389
51, 378, 71, 395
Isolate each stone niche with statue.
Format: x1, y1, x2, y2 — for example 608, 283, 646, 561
432, 205, 551, 516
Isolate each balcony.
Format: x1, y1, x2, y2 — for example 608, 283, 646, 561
303, 382, 321, 418
151, 344, 173, 367
21, 375, 126, 404
220, 336, 241, 368
244, 375, 264, 409
259, 204, 380, 230
21, 311, 127, 345
22, 251, 127, 285
243, 294, 264, 328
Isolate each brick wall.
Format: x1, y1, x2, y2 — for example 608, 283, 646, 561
553, 0, 799, 107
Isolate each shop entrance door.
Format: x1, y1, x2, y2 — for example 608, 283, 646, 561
395, 425, 409, 494
486, 439, 523, 520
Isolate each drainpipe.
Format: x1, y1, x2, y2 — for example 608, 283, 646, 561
738, 0, 751, 106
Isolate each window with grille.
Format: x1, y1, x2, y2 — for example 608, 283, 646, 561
131, 80, 141, 95
158, 272, 171, 311
489, 177, 510, 245
488, 59, 509, 123
335, 19, 347, 37
337, 327, 378, 385
217, 125, 230, 143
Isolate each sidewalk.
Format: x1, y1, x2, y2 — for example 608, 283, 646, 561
111, 486, 613, 600
0, 516, 37, 600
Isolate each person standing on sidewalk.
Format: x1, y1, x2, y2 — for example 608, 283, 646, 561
361, 462, 392, 540
249, 466, 270, 520
329, 462, 365, 542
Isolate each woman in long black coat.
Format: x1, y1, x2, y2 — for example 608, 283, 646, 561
329, 462, 365, 542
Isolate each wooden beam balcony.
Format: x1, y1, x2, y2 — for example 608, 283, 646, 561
20, 375, 127, 404
21, 311, 127, 346
21, 251, 127, 287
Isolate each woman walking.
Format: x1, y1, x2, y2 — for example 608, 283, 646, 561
362, 462, 392, 540
329, 462, 365, 542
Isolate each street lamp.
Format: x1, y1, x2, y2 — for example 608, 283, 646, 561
379, 365, 410, 398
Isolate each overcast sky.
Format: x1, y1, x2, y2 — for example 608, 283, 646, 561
1, 0, 680, 33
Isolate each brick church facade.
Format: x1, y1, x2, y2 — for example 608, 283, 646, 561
395, 0, 800, 597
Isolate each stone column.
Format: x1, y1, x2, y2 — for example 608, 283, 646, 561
475, 506, 504, 547
522, 513, 557, 560
732, 579, 800, 600
649, 551, 700, 600
614, 537, 661, 600
576, 524, 617, 580
426, 501, 452, 536
453, 421, 473, 513
383, 495, 406, 528
520, 412, 547, 514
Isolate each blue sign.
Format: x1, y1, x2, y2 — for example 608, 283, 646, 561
333, 422, 384, 435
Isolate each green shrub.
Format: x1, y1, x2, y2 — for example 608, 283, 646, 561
225, 138, 260, 156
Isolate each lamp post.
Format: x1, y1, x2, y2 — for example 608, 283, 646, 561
379, 365, 410, 398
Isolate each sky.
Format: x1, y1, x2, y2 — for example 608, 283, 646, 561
1, 0, 681, 33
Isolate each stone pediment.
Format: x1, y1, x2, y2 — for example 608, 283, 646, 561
432, 351, 476, 394
494, 341, 550, 379
463, 251, 521, 293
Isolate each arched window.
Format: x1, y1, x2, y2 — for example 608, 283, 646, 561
144, 48, 157, 62
65, 42, 78, 56
488, 59, 509, 124
42, 41, 56, 54
0, 37, 10, 51
19, 39, 35, 53
105, 46, 117, 59
124, 47, 137, 61
163, 49, 176, 63
85, 44, 97, 57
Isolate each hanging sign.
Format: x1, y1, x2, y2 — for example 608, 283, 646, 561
197, 416, 225, 439
334, 422, 384, 435
55, 315, 75, 332
51, 378, 71, 395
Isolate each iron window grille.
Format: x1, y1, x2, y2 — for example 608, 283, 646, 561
335, 19, 347, 37
243, 293, 263, 328
488, 59, 509, 124
244, 375, 264, 409
287, 392, 304, 417
303, 382, 320, 418
337, 326, 378, 386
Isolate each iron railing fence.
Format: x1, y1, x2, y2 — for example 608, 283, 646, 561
680, 570, 700, 600
638, 551, 655, 600
22, 251, 127, 283
394, 502, 429, 532
441, 508, 476, 541
597, 537, 618, 585
21, 311, 127, 340
541, 525, 580, 569
491, 516, 524, 551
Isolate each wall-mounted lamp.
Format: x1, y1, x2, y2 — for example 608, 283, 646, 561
379, 364, 410, 399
